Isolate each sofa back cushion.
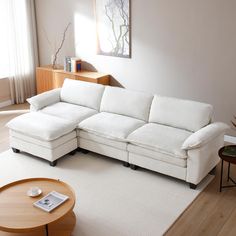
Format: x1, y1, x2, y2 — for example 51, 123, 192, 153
60, 79, 105, 110
100, 86, 153, 121
149, 95, 213, 132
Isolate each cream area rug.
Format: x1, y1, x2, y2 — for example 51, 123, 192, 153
0, 150, 213, 236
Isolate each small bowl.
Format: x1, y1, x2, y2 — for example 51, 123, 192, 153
27, 187, 42, 197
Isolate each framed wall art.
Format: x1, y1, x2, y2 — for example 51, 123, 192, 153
95, 0, 131, 58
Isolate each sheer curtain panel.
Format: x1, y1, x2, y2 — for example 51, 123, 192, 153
0, 0, 39, 104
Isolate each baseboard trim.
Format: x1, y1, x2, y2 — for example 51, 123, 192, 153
224, 135, 236, 144
0, 100, 12, 108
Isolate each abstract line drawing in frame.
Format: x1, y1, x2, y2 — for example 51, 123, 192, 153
95, 0, 131, 58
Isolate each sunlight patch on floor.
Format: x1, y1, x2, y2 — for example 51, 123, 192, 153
0, 109, 29, 116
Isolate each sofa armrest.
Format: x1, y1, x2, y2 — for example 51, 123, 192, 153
186, 133, 224, 185
182, 122, 229, 150
27, 88, 61, 111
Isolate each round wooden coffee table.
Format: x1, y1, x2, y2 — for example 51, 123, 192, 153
0, 178, 76, 236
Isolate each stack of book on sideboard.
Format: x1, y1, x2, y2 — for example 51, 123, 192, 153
64, 57, 82, 72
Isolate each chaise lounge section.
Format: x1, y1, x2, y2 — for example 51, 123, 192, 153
6, 79, 229, 188
7, 112, 78, 166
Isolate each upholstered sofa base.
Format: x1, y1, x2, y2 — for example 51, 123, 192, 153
9, 131, 78, 163
128, 152, 186, 181
79, 137, 128, 162
128, 135, 224, 186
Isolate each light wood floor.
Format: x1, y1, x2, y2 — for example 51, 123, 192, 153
0, 103, 29, 153
0, 104, 236, 236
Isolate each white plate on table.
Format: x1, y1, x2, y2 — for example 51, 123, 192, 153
27, 188, 42, 197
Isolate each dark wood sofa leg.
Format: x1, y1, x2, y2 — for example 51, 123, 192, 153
189, 183, 197, 189
130, 164, 137, 170
123, 162, 130, 167
12, 148, 20, 153
49, 160, 57, 167
81, 149, 89, 154
69, 150, 77, 155
209, 166, 216, 175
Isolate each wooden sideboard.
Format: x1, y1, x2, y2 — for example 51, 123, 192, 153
36, 65, 110, 94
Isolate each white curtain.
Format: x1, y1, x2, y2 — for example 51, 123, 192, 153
0, 0, 39, 104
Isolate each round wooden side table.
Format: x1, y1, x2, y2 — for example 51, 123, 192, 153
0, 178, 76, 236
218, 145, 236, 192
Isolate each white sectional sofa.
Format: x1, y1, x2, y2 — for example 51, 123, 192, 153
7, 79, 229, 189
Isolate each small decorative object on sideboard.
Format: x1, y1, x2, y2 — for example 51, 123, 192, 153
64, 56, 82, 72
64, 56, 71, 72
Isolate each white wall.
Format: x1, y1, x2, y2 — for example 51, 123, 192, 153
35, 0, 236, 135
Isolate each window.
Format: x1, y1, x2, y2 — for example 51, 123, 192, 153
0, 1, 10, 78
0, 0, 30, 79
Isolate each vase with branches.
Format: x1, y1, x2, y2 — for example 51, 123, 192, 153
43, 22, 71, 69
232, 116, 236, 128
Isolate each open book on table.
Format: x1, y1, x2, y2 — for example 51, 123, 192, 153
34, 191, 69, 212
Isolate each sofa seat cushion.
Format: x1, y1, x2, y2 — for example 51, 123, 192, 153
10, 130, 76, 149
7, 113, 77, 141
79, 112, 145, 142
79, 130, 127, 150
127, 123, 192, 159
40, 102, 97, 123
128, 144, 187, 167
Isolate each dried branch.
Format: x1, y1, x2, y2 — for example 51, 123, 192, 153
52, 22, 71, 69
232, 115, 236, 128
41, 25, 54, 53
105, 4, 118, 42
104, 0, 129, 55
117, 0, 129, 54
121, 26, 129, 53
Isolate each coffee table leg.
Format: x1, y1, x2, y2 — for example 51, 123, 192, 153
220, 159, 224, 192
227, 163, 230, 182
45, 224, 49, 236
